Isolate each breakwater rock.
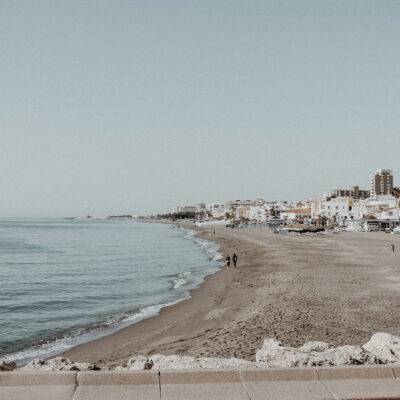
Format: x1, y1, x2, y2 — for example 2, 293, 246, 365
118, 333, 400, 370
19, 357, 103, 371
256, 333, 400, 368
362, 332, 400, 363
256, 339, 376, 367
5, 332, 400, 371
115, 354, 256, 370
0, 360, 16, 371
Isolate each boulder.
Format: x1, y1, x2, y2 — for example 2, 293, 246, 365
116, 354, 256, 370
0, 360, 16, 371
300, 341, 333, 353
363, 332, 400, 363
324, 345, 376, 366
114, 356, 148, 371
19, 357, 102, 371
197, 357, 255, 369
256, 339, 376, 368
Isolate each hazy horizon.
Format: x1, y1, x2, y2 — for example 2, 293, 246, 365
2, 1, 400, 217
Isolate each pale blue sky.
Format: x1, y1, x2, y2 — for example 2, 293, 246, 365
1, 0, 400, 217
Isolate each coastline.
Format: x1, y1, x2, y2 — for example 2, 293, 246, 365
58, 224, 400, 369
59, 223, 234, 368
4, 220, 222, 366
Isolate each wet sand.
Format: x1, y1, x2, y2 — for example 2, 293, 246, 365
62, 226, 400, 368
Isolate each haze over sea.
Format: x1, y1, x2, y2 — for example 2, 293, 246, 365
0, 219, 222, 364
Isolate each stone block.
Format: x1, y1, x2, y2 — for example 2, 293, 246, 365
77, 370, 159, 386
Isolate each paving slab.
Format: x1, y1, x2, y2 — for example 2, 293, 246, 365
241, 380, 335, 400
160, 369, 241, 384
0, 371, 76, 400
160, 370, 248, 400
77, 370, 159, 386
240, 368, 318, 382
161, 382, 249, 400
317, 365, 395, 380
0, 385, 75, 400
322, 378, 400, 400
75, 370, 161, 400
74, 384, 160, 400
390, 365, 400, 379
0, 371, 77, 385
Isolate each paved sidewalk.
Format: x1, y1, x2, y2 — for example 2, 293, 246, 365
2, 365, 400, 399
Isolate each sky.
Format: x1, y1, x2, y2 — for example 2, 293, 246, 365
1, 0, 400, 217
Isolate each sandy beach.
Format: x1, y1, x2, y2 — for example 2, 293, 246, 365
61, 225, 400, 368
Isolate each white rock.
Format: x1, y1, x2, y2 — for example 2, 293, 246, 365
197, 357, 255, 369
324, 345, 376, 366
19, 357, 101, 371
117, 354, 256, 370
151, 354, 199, 369
256, 339, 377, 367
300, 341, 332, 353
0, 360, 16, 371
115, 356, 148, 371
363, 333, 400, 363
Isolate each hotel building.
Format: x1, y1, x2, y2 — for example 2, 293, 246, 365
370, 169, 393, 197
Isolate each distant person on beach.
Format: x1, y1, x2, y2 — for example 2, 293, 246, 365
392, 244, 395, 254
226, 255, 231, 267
232, 253, 238, 267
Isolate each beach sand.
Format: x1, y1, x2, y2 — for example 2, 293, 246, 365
61, 226, 400, 368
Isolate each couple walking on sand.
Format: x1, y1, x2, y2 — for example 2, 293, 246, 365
226, 253, 238, 267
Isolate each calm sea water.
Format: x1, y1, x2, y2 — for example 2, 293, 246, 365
0, 219, 222, 364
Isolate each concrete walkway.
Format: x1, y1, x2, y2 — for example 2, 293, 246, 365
2, 365, 400, 399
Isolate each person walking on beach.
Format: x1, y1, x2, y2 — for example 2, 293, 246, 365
226, 255, 231, 267
232, 253, 238, 268
392, 244, 395, 254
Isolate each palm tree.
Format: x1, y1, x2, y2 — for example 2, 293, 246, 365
392, 187, 400, 199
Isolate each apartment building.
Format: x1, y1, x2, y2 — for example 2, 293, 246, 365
328, 186, 370, 200
370, 169, 393, 197
206, 203, 225, 219
173, 206, 197, 213
224, 200, 254, 209
313, 197, 352, 223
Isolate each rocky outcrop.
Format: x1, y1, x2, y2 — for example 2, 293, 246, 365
19, 357, 103, 371
256, 339, 377, 367
0, 360, 16, 371
116, 354, 256, 370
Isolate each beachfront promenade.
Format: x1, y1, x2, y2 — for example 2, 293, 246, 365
3, 366, 400, 400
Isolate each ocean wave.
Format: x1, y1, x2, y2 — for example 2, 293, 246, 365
172, 278, 186, 289
1, 225, 223, 365
170, 271, 192, 289
182, 229, 223, 262
1, 298, 185, 365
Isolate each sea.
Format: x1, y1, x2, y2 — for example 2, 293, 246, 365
0, 219, 223, 365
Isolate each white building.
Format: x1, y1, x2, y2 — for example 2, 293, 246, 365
374, 206, 400, 221
280, 208, 311, 223
247, 206, 267, 222
173, 206, 197, 213
206, 203, 226, 219
352, 195, 398, 219
312, 197, 352, 224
